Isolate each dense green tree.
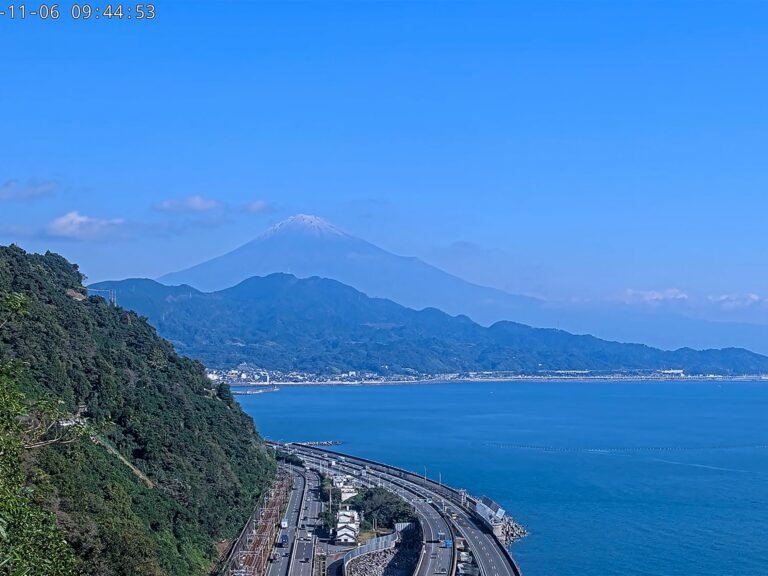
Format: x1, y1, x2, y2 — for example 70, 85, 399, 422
0, 362, 81, 576
0, 246, 276, 575
347, 487, 417, 531
0, 289, 79, 576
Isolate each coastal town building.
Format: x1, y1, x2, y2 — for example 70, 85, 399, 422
335, 507, 360, 545
332, 474, 359, 501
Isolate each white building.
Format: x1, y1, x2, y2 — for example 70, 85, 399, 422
335, 525, 358, 544
335, 507, 360, 545
332, 474, 352, 488
337, 508, 359, 525
340, 486, 358, 502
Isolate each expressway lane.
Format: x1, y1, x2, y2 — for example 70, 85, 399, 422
288, 444, 520, 576
268, 467, 306, 576
289, 469, 320, 576
359, 472, 451, 576
450, 508, 513, 576
299, 452, 452, 576
373, 469, 516, 576
412, 500, 451, 576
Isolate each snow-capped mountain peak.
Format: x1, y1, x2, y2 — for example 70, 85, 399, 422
259, 214, 348, 239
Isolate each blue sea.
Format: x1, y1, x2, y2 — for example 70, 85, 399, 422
237, 381, 768, 576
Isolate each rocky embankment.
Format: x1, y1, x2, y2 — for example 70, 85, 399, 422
346, 530, 421, 576
500, 517, 528, 545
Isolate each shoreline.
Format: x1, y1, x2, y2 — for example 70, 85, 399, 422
230, 375, 768, 387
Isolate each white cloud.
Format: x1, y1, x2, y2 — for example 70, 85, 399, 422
155, 195, 222, 213
707, 293, 765, 310
0, 179, 57, 201
622, 288, 689, 304
46, 211, 126, 240
243, 199, 273, 214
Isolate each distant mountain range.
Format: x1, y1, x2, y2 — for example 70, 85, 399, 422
156, 215, 768, 354
90, 274, 768, 375
158, 214, 540, 322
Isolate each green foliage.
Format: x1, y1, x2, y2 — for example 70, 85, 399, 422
316, 480, 415, 534
275, 450, 304, 467
0, 245, 276, 575
318, 477, 343, 530
0, 292, 27, 330
1, 359, 79, 576
346, 487, 417, 531
91, 274, 768, 375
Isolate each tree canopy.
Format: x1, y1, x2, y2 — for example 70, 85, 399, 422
0, 245, 275, 575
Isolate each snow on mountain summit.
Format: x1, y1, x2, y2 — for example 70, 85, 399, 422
259, 214, 348, 239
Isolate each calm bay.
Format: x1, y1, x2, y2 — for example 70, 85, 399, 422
238, 380, 768, 576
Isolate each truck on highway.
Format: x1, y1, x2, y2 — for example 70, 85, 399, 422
279, 533, 289, 547
280, 518, 288, 529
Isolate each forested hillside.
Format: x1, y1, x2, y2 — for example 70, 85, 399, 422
92, 274, 768, 375
0, 245, 275, 575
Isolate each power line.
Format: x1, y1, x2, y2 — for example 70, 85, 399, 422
87, 288, 117, 306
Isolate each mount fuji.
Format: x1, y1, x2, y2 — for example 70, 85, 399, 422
158, 214, 542, 324
156, 214, 768, 353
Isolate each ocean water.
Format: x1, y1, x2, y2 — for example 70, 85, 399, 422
237, 381, 768, 576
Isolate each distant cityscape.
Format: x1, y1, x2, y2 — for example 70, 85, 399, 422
205, 363, 768, 390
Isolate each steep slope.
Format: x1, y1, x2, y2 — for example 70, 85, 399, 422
91, 274, 768, 375
0, 245, 275, 575
157, 214, 541, 322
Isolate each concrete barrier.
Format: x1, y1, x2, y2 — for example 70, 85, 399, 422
342, 523, 415, 575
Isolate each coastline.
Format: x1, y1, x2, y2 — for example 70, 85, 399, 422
230, 375, 768, 387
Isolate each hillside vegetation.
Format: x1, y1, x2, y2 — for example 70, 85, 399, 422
0, 245, 275, 575
91, 274, 768, 375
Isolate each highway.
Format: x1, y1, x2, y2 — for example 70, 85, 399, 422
289, 469, 320, 576
411, 497, 452, 576
288, 444, 520, 576
450, 507, 514, 576
268, 468, 305, 576
383, 472, 516, 576
299, 453, 452, 576
354, 469, 452, 576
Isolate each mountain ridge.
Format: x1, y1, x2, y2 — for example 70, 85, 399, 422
155, 214, 768, 354
157, 214, 542, 323
91, 273, 768, 375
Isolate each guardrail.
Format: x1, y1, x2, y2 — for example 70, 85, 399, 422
288, 468, 309, 575
342, 523, 415, 575
342, 532, 398, 571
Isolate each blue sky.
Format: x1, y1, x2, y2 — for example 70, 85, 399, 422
2, 0, 767, 305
